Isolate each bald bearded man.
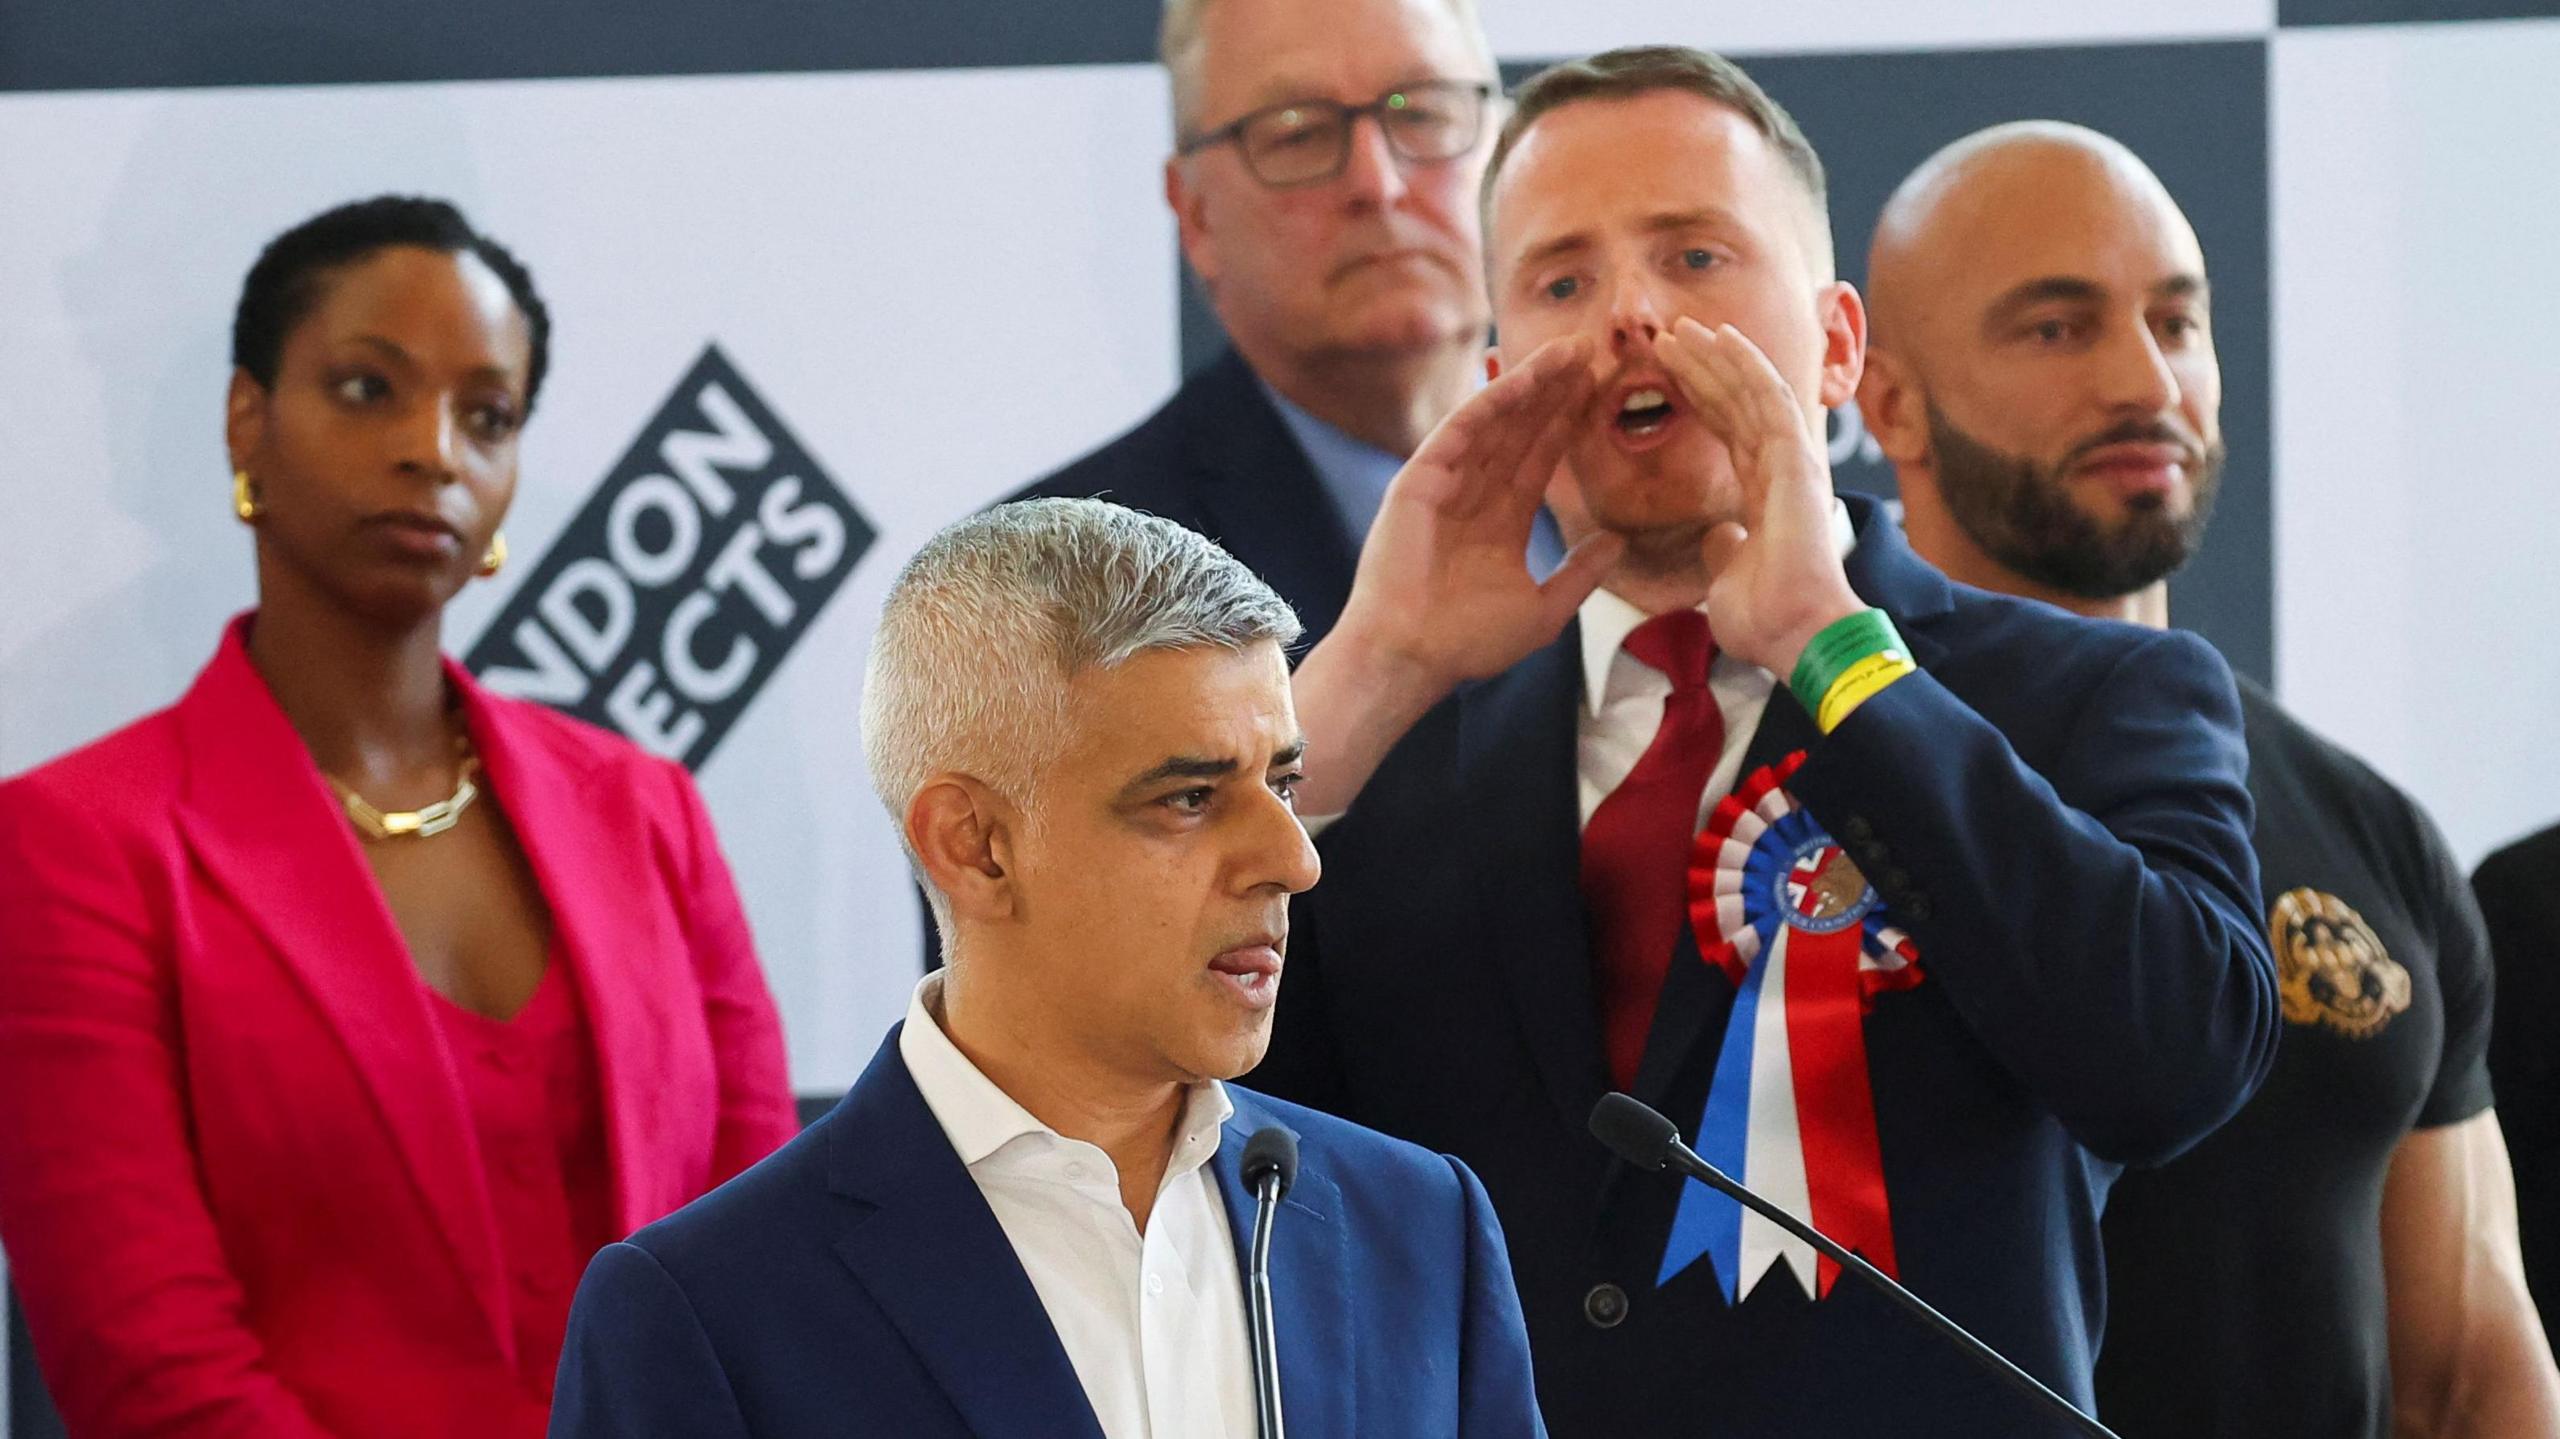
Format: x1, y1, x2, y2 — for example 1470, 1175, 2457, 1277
1862, 121, 2560, 1438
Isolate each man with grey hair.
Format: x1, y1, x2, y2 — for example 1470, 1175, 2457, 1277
551, 498, 1547, 1439
1012, 0, 1550, 646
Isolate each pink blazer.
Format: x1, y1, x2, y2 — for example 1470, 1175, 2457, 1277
0, 616, 800, 1438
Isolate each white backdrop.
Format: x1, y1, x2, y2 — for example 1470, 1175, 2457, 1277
2270, 19, 2560, 874
1479, 0, 2273, 56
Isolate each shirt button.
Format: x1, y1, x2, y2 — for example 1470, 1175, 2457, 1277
1063, 1162, 1088, 1181
1584, 1282, 1629, 1329
1146, 1273, 1166, 1298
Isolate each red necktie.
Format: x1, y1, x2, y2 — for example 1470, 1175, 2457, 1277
1580, 610, 1725, 1092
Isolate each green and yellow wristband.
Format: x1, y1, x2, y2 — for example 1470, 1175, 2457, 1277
1789, 608, 1918, 734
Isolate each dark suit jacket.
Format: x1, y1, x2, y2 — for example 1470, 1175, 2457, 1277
550, 1028, 1547, 1438
1011, 348, 1360, 644
1252, 494, 2280, 1437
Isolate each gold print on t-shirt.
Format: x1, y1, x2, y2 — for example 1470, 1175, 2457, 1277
2270, 888, 2412, 1040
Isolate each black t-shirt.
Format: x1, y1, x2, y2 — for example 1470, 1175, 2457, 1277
2473, 820, 2560, 1322
2095, 678, 2496, 1438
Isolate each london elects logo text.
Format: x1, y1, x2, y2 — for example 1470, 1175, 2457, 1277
466, 345, 874, 769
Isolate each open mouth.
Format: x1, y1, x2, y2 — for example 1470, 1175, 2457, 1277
1208, 942, 1283, 1010
1616, 387, 1675, 434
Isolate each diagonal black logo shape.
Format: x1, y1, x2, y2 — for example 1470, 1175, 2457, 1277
465, 344, 875, 770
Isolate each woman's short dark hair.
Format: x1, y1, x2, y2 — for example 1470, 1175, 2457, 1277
230, 195, 553, 413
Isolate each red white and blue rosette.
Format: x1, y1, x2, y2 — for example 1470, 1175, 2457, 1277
1658, 750, 1923, 1302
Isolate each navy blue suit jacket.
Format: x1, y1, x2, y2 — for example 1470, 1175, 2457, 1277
1251, 494, 2280, 1437
1011, 349, 1360, 644
550, 1028, 1546, 1438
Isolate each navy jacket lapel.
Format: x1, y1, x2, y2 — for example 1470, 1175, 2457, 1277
824, 1033, 1106, 1439
1454, 624, 1612, 1135
1175, 351, 1362, 643
1212, 1097, 1353, 1439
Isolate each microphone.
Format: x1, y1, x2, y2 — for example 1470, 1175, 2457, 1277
1240, 1126, 1299, 1439
1588, 1093, 2120, 1439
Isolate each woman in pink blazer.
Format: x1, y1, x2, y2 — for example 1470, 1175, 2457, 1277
0, 196, 800, 1438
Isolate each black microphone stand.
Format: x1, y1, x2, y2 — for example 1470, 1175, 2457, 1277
1591, 1093, 2120, 1439
1242, 1127, 1298, 1439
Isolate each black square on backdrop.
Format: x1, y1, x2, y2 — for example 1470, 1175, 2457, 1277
463, 344, 875, 771
0, 0, 1165, 91
2282, 0, 2560, 23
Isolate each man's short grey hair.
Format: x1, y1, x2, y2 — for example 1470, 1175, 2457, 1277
1160, 0, 1498, 140
861, 498, 1302, 931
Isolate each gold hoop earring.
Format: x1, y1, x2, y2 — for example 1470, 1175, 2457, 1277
478, 532, 507, 578
231, 470, 261, 523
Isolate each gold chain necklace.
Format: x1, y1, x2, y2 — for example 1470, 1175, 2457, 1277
329, 738, 482, 840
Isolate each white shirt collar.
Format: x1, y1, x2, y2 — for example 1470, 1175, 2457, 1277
1576, 498, 1861, 718
899, 972, 1235, 1176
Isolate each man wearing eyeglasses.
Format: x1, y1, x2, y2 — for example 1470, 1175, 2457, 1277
1011, 0, 1547, 646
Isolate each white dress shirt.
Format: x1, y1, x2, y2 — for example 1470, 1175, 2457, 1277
1573, 500, 1861, 829
898, 975, 1256, 1439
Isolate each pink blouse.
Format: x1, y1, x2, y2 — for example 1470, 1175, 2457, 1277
427, 957, 617, 1406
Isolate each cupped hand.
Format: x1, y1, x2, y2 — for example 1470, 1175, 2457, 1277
1650, 317, 1865, 678
1331, 334, 1626, 692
